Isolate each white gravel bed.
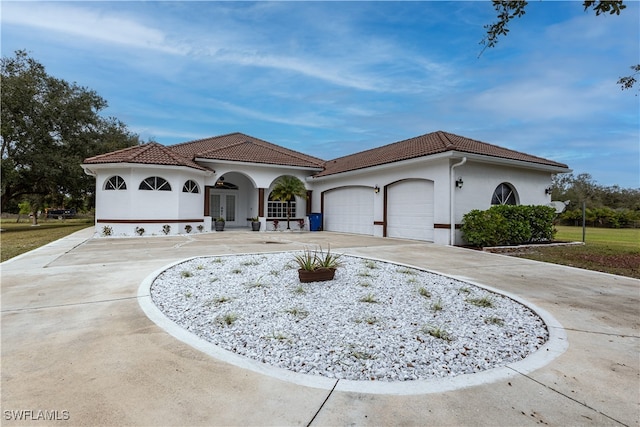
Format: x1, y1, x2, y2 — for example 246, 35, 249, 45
151, 252, 548, 382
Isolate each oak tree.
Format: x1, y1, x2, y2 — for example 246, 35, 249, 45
1, 50, 139, 222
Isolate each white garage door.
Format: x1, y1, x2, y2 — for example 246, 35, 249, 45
387, 179, 434, 241
324, 187, 374, 235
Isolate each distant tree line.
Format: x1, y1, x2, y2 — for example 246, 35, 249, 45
551, 173, 640, 228
1, 50, 140, 222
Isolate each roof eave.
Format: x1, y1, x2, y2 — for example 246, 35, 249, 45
311, 150, 571, 181
454, 151, 571, 173
194, 157, 324, 172
81, 162, 213, 175
311, 151, 455, 181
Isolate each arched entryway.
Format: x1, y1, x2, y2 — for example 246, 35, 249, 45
204, 172, 258, 228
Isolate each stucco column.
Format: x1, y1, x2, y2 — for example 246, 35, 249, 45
450, 157, 467, 245
258, 188, 265, 217
306, 190, 312, 215
204, 186, 211, 216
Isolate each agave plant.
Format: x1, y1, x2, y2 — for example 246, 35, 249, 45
293, 247, 317, 271
293, 245, 342, 271
314, 244, 342, 269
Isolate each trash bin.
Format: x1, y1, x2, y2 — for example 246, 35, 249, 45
308, 213, 323, 231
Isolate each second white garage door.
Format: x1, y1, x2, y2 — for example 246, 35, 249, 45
387, 179, 434, 241
323, 187, 374, 235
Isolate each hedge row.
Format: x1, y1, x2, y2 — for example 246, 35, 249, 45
558, 207, 640, 228
461, 205, 556, 247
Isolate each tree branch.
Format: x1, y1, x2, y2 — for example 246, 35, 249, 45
479, 0, 528, 57
618, 64, 640, 93
583, 0, 626, 15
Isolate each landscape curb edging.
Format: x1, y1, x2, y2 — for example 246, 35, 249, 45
137, 252, 569, 395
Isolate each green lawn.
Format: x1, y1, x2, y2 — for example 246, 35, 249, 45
555, 225, 640, 249
0, 217, 93, 263
513, 226, 640, 279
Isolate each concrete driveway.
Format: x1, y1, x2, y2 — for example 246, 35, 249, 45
1, 228, 638, 426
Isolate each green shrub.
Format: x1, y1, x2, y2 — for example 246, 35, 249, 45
462, 205, 556, 247
491, 205, 532, 244
559, 206, 640, 228
529, 205, 556, 241
460, 209, 509, 247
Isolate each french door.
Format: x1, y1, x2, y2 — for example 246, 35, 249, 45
211, 193, 237, 225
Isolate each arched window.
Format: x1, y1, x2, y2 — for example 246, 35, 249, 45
139, 176, 171, 191
104, 175, 127, 190
182, 180, 200, 193
267, 192, 296, 218
491, 183, 518, 205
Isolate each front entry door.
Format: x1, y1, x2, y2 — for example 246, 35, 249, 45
211, 193, 237, 225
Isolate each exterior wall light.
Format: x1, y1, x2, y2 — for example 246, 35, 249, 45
455, 178, 464, 189
545, 186, 553, 195
374, 185, 380, 194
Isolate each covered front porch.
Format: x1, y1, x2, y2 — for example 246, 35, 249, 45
201, 170, 313, 232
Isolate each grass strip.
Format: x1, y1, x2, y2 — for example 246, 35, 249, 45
0, 218, 93, 262
512, 226, 640, 278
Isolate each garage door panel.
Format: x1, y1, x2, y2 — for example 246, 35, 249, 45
387, 180, 434, 241
324, 187, 373, 235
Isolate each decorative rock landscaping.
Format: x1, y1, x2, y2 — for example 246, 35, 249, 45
151, 252, 548, 382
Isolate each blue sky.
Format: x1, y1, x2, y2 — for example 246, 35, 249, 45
2, 1, 638, 188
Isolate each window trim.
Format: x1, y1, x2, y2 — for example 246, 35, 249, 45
182, 180, 200, 193
267, 192, 297, 218
139, 176, 172, 191
104, 175, 127, 191
491, 183, 518, 205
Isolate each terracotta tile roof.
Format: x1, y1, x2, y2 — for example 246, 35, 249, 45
314, 131, 569, 177
83, 131, 569, 177
170, 132, 325, 168
83, 142, 208, 171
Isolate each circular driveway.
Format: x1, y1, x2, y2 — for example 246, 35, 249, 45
1, 229, 638, 426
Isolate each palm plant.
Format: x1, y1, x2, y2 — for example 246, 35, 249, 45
270, 175, 307, 230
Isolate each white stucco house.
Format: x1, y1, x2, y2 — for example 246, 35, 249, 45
82, 131, 570, 245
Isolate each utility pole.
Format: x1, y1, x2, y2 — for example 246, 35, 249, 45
582, 201, 586, 243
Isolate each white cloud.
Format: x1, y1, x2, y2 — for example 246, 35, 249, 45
2, 2, 184, 54
213, 50, 382, 92
2, 2, 454, 94
194, 40, 453, 94
205, 98, 338, 129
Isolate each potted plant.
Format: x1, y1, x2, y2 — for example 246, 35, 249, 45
293, 245, 342, 283
250, 217, 261, 231
214, 217, 225, 231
